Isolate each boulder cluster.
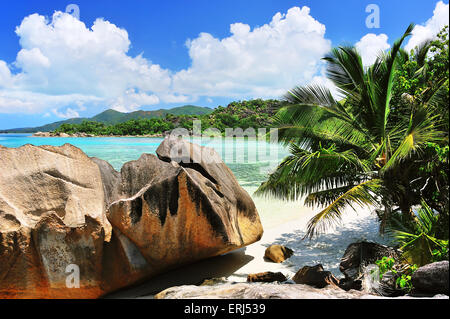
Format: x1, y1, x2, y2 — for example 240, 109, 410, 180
0, 137, 263, 298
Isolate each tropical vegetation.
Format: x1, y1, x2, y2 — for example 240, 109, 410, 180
256, 22, 449, 250
53, 99, 280, 136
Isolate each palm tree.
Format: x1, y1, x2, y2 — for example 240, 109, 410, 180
256, 24, 447, 239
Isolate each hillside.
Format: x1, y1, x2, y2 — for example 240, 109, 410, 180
1, 105, 213, 133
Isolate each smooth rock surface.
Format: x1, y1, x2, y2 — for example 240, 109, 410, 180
153, 282, 449, 299
0, 144, 110, 298
264, 245, 293, 263
411, 261, 449, 295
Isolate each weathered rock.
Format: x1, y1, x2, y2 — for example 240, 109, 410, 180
0, 138, 263, 298
247, 272, 287, 283
0, 144, 111, 298
340, 242, 400, 280
32, 131, 51, 137
411, 261, 449, 295
264, 245, 294, 263
154, 282, 392, 299
292, 264, 340, 288
105, 137, 264, 286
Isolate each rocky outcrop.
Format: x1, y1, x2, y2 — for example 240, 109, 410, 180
0, 144, 111, 298
0, 137, 263, 298
292, 264, 340, 288
154, 282, 425, 299
264, 245, 293, 263
247, 272, 287, 283
411, 261, 449, 295
340, 242, 400, 281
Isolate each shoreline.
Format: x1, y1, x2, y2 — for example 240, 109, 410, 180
31, 132, 165, 138
106, 205, 387, 298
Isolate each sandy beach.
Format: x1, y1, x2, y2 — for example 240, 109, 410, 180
107, 190, 388, 298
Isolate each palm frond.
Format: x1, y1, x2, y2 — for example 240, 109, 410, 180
305, 179, 382, 239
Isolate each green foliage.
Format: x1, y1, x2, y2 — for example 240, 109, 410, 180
432, 241, 449, 262
374, 257, 418, 293
375, 256, 396, 279
387, 200, 448, 266
256, 24, 449, 240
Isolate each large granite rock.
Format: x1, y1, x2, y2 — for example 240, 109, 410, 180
0, 144, 110, 298
411, 261, 449, 295
103, 137, 263, 291
0, 138, 263, 298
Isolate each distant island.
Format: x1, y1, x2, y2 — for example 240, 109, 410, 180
6, 99, 280, 137
0, 105, 214, 133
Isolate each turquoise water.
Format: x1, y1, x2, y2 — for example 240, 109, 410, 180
0, 134, 288, 189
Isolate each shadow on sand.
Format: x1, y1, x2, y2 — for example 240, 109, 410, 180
105, 248, 254, 298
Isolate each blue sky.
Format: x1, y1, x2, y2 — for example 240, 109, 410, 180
0, 0, 448, 129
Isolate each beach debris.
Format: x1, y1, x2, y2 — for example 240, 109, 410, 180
292, 264, 340, 288
247, 272, 287, 283
264, 244, 294, 263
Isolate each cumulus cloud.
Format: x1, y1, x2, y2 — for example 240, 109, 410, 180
52, 107, 80, 119
0, 7, 334, 117
0, 61, 13, 88
405, 1, 449, 52
0, 11, 173, 116
172, 6, 332, 98
355, 33, 391, 67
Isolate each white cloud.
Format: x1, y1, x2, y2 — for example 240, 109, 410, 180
52, 107, 80, 118
0, 11, 173, 115
0, 89, 101, 115
109, 89, 160, 112
355, 33, 391, 67
172, 6, 332, 99
0, 61, 13, 88
405, 1, 449, 52
0, 7, 333, 116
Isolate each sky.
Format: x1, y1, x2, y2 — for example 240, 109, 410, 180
0, 0, 449, 129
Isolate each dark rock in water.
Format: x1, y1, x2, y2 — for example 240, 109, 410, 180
411, 261, 449, 295
338, 277, 362, 291
340, 241, 400, 280
292, 264, 340, 288
247, 272, 287, 283
264, 245, 294, 263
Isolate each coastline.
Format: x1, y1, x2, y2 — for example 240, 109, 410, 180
31, 132, 165, 138
106, 203, 387, 298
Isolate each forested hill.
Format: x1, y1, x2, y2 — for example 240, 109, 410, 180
50, 99, 282, 136
0, 105, 213, 133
